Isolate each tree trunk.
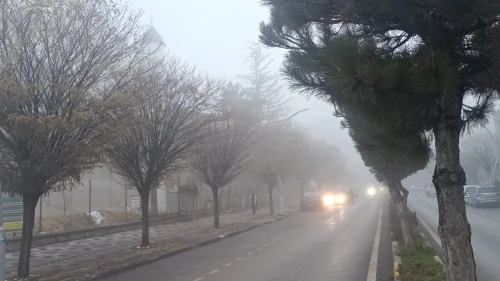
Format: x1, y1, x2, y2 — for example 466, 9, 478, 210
386, 180, 416, 252
140, 190, 150, 247
17, 194, 40, 278
433, 100, 477, 280
396, 181, 410, 204
150, 188, 158, 217
211, 187, 220, 229
268, 184, 274, 214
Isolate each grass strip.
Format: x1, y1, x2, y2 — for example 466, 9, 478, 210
398, 243, 445, 281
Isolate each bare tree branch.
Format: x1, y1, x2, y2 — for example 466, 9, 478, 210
105, 55, 222, 245
189, 112, 259, 228
0, 0, 151, 277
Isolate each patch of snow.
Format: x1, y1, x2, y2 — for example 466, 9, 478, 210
88, 210, 104, 225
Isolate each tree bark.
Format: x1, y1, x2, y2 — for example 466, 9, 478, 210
268, 184, 274, 214
17, 193, 40, 278
387, 180, 416, 252
140, 190, 150, 247
433, 100, 477, 280
150, 188, 158, 217
211, 187, 220, 229
396, 182, 409, 204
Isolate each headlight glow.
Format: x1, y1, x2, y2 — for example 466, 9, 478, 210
336, 194, 346, 203
367, 187, 376, 196
322, 194, 335, 206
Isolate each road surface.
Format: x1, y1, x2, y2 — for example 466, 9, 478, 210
103, 195, 392, 281
409, 190, 500, 281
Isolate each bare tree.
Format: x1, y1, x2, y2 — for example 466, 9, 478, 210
106, 57, 221, 247
0, 0, 151, 277
314, 158, 347, 189
249, 122, 302, 214
293, 140, 337, 201
462, 131, 497, 181
238, 42, 289, 122
190, 114, 258, 228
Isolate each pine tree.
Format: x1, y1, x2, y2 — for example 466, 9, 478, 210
259, 1, 500, 278
238, 42, 288, 123
341, 102, 430, 252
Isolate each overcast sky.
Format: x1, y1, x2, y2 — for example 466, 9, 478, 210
130, 0, 376, 186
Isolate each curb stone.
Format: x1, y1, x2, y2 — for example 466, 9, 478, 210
391, 236, 401, 280
11, 214, 289, 281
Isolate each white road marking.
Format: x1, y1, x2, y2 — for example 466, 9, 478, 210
366, 207, 383, 281
264, 244, 270, 247
256, 248, 262, 251
277, 238, 282, 241
192, 278, 203, 281
271, 241, 276, 243
247, 252, 253, 255
223, 263, 232, 267
417, 212, 442, 247
209, 270, 219, 274
236, 257, 243, 261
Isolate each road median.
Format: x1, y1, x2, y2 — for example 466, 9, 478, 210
8, 213, 288, 281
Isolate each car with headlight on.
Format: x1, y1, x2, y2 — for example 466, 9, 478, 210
300, 190, 347, 211
301, 190, 324, 211
367, 186, 377, 196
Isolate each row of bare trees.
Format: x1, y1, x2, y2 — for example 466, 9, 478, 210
0, 0, 346, 278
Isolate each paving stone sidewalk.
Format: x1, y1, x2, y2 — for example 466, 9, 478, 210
6, 210, 282, 280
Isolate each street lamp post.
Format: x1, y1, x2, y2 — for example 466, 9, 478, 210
270, 108, 309, 215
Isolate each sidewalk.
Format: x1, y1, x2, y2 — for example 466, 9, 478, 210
6, 210, 284, 281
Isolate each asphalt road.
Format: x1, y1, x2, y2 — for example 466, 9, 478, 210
103, 195, 393, 281
409, 191, 500, 281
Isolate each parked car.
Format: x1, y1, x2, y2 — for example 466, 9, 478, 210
425, 182, 436, 197
468, 186, 500, 208
464, 185, 480, 205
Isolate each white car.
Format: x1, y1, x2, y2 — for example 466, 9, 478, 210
464, 185, 480, 205
426, 182, 436, 197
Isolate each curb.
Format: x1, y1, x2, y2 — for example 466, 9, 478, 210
392, 240, 401, 280
37, 214, 290, 281
408, 206, 444, 263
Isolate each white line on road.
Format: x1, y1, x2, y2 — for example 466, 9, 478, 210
209, 270, 219, 274
417, 212, 442, 247
192, 278, 203, 281
247, 252, 253, 255
277, 238, 282, 241
223, 263, 232, 267
366, 207, 383, 281
271, 241, 276, 243
264, 244, 270, 247
236, 257, 243, 261
256, 248, 262, 251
